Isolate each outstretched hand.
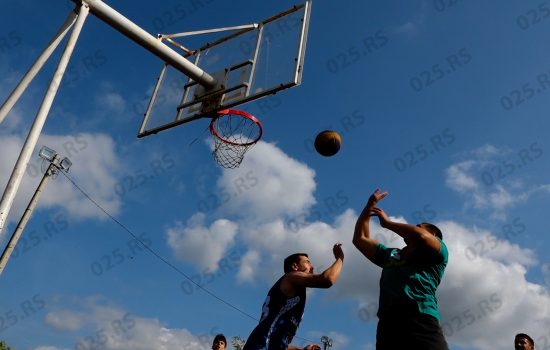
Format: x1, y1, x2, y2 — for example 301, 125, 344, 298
332, 243, 344, 260
370, 207, 390, 228
304, 344, 321, 350
366, 188, 388, 209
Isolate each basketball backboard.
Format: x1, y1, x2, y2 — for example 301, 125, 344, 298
137, 1, 312, 138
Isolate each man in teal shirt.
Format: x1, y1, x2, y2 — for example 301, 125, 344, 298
353, 189, 449, 350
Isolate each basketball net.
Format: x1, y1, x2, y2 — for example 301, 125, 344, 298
209, 109, 263, 169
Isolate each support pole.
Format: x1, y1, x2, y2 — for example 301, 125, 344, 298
0, 9, 78, 124
0, 4, 89, 236
0, 162, 56, 275
73, 0, 217, 88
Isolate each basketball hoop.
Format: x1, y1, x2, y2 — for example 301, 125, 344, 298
209, 109, 263, 168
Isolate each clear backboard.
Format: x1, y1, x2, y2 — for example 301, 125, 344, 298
137, 1, 312, 138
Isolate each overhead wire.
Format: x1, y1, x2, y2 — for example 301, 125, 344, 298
59, 171, 257, 321
59, 171, 318, 345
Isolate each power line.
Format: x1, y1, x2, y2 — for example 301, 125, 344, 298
60, 171, 257, 320
59, 171, 318, 345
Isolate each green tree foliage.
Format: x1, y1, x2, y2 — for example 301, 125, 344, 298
0, 341, 12, 350
231, 336, 245, 350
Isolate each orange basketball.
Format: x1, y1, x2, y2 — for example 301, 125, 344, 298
314, 130, 342, 157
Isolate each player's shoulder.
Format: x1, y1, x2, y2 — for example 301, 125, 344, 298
436, 238, 449, 262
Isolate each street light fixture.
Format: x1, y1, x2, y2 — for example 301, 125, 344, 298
0, 146, 72, 275
59, 157, 72, 172
38, 146, 57, 162
321, 336, 333, 350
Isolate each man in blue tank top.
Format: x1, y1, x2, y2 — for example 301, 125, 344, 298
243, 243, 344, 350
353, 189, 449, 350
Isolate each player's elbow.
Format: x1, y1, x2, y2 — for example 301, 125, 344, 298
319, 275, 335, 288
320, 280, 334, 288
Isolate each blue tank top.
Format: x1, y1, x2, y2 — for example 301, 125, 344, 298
243, 275, 306, 350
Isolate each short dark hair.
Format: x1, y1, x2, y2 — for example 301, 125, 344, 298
515, 333, 534, 346
213, 334, 227, 346
420, 222, 443, 240
284, 253, 308, 273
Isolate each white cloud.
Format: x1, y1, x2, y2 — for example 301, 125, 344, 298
0, 132, 122, 233
165, 140, 317, 275
45, 310, 85, 331
99, 92, 126, 113
388, 1, 428, 37
238, 213, 550, 350
215, 141, 317, 221
166, 213, 238, 271
446, 161, 479, 192
237, 249, 261, 282
543, 263, 550, 287
212, 199, 548, 350
160, 142, 550, 350
40, 297, 217, 350
445, 145, 550, 219
37, 133, 122, 218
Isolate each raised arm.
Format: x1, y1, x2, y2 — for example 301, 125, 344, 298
352, 189, 387, 262
282, 244, 344, 291
288, 344, 320, 350
370, 207, 441, 254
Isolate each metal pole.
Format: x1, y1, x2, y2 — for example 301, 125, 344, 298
0, 9, 78, 124
0, 4, 89, 236
73, 0, 216, 88
0, 162, 56, 275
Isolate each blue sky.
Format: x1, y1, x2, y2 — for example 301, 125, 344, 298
1, 1, 550, 349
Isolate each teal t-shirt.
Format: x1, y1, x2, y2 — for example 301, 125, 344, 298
373, 238, 448, 320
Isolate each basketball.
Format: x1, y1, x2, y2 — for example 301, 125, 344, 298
314, 130, 342, 157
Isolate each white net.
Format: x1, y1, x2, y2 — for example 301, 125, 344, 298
209, 110, 262, 169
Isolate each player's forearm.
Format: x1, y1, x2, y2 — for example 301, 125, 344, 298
353, 207, 372, 243
324, 257, 343, 285
384, 221, 426, 241
317, 257, 343, 288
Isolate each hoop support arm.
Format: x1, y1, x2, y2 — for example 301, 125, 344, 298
72, 0, 216, 88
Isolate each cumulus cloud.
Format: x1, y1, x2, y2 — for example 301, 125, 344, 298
237, 212, 550, 349
237, 249, 261, 282
215, 141, 317, 221
446, 160, 479, 192
543, 263, 550, 287
445, 144, 549, 219
159, 141, 550, 350
166, 213, 238, 271
45, 310, 85, 331
164, 140, 317, 274
40, 297, 217, 350
99, 92, 126, 113
0, 132, 122, 233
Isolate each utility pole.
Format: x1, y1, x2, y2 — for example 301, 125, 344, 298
321, 336, 333, 350
0, 147, 72, 276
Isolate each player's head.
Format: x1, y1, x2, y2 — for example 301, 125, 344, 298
212, 334, 227, 350
284, 253, 313, 274
417, 223, 443, 240
515, 333, 534, 350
